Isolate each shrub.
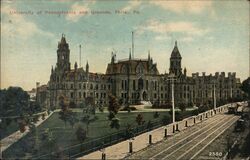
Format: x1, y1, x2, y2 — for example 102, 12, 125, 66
161, 114, 171, 125
75, 126, 87, 142
153, 112, 160, 119
110, 118, 120, 129
136, 113, 144, 125
147, 120, 153, 129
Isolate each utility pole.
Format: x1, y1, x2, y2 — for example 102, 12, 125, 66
172, 78, 175, 123
79, 45, 82, 67
213, 82, 216, 109
132, 31, 134, 59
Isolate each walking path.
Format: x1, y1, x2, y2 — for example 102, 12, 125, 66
0, 111, 54, 153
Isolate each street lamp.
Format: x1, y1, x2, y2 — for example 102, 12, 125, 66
126, 63, 130, 109
167, 73, 177, 123
213, 81, 217, 110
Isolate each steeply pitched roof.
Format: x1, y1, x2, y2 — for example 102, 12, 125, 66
171, 41, 181, 58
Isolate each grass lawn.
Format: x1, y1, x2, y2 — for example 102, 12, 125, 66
3, 110, 170, 159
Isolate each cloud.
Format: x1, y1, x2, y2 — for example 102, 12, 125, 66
122, 0, 141, 11
1, 4, 56, 90
180, 36, 194, 42
65, 1, 95, 22
150, 1, 212, 14
1, 5, 54, 39
155, 35, 170, 41
138, 20, 210, 36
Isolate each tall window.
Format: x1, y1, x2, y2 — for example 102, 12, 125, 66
138, 78, 144, 90
133, 80, 136, 90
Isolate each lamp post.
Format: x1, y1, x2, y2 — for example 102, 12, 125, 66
167, 74, 177, 123
213, 81, 216, 110
126, 63, 130, 109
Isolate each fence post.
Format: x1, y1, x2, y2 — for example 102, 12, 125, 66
176, 123, 179, 131
101, 153, 106, 160
164, 128, 167, 138
149, 134, 152, 144
173, 125, 175, 133
129, 141, 133, 153
185, 121, 188, 127
194, 117, 196, 124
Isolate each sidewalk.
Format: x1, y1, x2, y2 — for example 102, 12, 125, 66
0, 111, 54, 152
77, 124, 176, 159
77, 116, 205, 159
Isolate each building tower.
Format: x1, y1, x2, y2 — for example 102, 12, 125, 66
56, 34, 71, 73
169, 41, 182, 76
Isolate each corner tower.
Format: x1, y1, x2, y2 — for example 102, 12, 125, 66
169, 41, 182, 76
56, 34, 71, 72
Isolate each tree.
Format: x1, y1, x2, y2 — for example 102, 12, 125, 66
85, 97, 96, 114
136, 113, 144, 125
75, 126, 87, 142
108, 94, 120, 114
241, 77, 250, 98
0, 87, 30, 117
125, 123, 133, 138
107, 94, 121, 129
58, 95, 76, 127
81, 115, 91, 133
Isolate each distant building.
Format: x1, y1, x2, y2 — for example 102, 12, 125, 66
37, 35, 243, 109
27, 88, 36, 101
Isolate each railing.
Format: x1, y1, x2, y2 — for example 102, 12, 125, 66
33, 120, 163, 159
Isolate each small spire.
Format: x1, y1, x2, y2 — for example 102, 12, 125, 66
129, 48, 131, 60
61, 33, 66, 43
184, 67, 187, 76
74, 62, 78, 70
175, 40, 177, 47
86, 61, 89, 73
148, 50, 150, 60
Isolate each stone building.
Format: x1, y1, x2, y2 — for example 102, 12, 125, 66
37, 35, 243, 109
47, 35, 111, 109
105, 51, 160, 105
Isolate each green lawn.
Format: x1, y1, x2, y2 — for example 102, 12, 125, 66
3, 111, 169, 159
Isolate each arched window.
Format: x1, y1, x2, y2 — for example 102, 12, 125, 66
136, 63, 144, 75
121, 65, 128, 74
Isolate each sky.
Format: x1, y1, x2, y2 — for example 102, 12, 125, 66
1, 0, 249, 91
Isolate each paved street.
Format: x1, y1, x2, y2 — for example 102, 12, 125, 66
127, 114, 239, 160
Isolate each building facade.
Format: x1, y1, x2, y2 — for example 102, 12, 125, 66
37, 35, 243, 109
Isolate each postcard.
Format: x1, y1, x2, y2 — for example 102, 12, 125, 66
1, 0, 250, 159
